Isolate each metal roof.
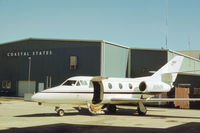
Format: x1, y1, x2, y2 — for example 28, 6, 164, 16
0, 38, 199, 62
130, 47, 168, 52
130, 48, 200, 62
0, 38, 130, 49
168, 49, 200, 62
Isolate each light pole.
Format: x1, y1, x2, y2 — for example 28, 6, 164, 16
28, 57, 31, 93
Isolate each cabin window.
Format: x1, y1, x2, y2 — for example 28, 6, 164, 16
129, 83, 133, 89
80, 80, 88, 86
2, 80, 11, 89
119, 83, 123, 89
63, 80, 76, 86
108, 83, 112, 89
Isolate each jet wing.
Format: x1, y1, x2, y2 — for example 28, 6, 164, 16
111, 98, 200, 103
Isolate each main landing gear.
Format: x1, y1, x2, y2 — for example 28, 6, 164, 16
87, 103, 117, 115
106, 104, 117, 113
55, 103, 147, 116
137, 101, 147, 116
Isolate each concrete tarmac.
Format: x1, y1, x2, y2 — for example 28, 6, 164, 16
0, 98, 200, 133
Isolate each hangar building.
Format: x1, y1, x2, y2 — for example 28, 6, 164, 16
0, 38, 200, 108
179, 50, 200, 60
0, 38, 130, 96
131, 48, 200, 107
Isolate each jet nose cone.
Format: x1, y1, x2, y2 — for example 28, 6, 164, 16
31, 93, 41, 102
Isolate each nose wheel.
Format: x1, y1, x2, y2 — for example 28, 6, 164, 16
55, 106, 65, 116
57, 109, 65, 116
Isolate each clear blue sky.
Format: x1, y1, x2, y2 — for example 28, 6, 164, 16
0, 0, 200, 50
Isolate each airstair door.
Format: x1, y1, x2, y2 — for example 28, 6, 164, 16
92, 81, 103, 104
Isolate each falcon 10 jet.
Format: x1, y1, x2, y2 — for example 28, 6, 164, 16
32, 56, 200, 116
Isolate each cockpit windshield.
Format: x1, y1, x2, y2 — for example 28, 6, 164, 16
62, 79, 90, 87
80, 80, 88, 86
63, 80, 77, 86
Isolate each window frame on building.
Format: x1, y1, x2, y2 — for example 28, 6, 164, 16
70, 56, 78, 70
2, 80, 11, 89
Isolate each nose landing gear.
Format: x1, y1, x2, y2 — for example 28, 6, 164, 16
55, 106, 65, 116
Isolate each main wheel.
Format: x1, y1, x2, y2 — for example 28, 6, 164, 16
57, 109, 65, 116
107, 104, 117, 113
137, 106, 147, 116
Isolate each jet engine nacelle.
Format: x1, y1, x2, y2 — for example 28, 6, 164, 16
139, 81, 171, 92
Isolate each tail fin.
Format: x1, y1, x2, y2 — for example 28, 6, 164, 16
151, 56, 184, 85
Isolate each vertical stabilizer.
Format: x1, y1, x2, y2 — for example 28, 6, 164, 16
151, 56, 184, 85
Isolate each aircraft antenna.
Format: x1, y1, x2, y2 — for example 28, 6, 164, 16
165, 0, 168, 49
188, 35, 191, 50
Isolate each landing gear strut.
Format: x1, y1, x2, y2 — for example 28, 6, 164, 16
55, 106, 65, 116
137, 101, 147, 116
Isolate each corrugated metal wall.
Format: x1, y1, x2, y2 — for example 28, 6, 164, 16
168, 51, 200, 75
0, 39, 101, 96
168, 51, 200, 108
130, 49, 167, 78
101, 43, 129, 77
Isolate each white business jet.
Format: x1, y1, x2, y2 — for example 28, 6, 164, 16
32, 56, 200, 116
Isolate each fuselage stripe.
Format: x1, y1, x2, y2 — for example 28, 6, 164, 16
39, 92, 160, 94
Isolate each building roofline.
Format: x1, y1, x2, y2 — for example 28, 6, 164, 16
0, 38, 104, 45
0, 38, 130, 49
102, 40, 130, 49
179, 50, 200, 52
31, 38, 105, 43
168, 49, 200, 62
0, 38, 199, 62
0, 38, 32, 46
130, 48, 200, 62
130, 47, 168, 52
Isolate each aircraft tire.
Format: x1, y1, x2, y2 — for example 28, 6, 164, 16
107, 104, 117, 113
137, 102, 147, 116
137, 107, 147, 116
57, 109, 65, 116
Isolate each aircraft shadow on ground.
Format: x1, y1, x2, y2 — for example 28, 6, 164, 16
15, 107, 200, 119
1, 122, 200, 133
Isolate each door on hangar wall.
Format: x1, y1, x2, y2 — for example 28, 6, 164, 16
38, 82, 45, 92
18, 81, 36, 97
175, 87, 190, 109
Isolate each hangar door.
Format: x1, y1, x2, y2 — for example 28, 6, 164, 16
18, 81, 36, 97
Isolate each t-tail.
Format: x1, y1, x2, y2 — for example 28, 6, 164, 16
151, 56, 184, 86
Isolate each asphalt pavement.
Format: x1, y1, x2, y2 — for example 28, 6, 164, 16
0, 98, 200, 133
